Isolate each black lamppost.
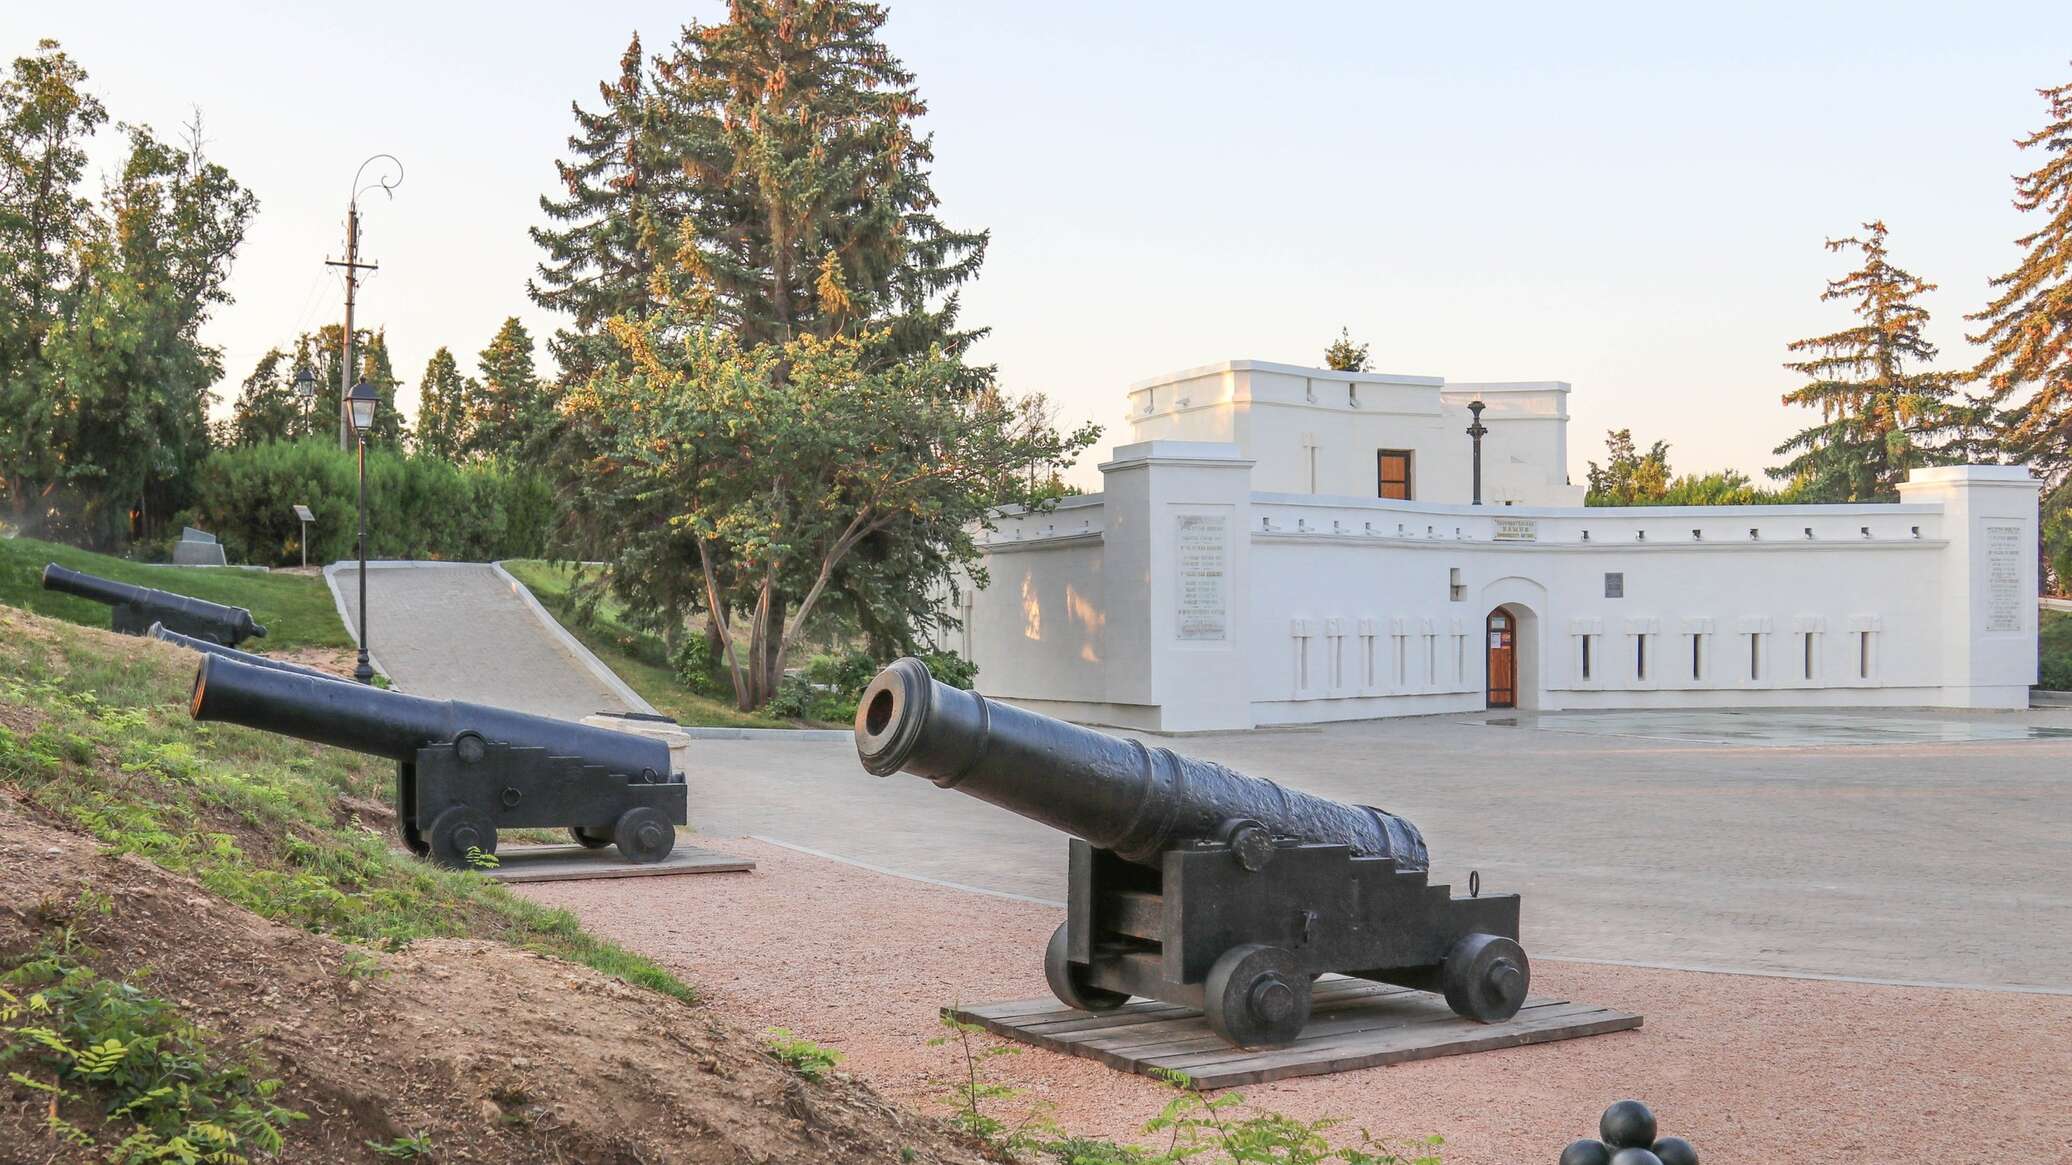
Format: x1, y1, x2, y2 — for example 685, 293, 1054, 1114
346, 378, 379, 684
1466, 399, 1489, 506
292, 366, 317, 431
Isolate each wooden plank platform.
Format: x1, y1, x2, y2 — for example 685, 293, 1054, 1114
485, 843, 755, 884
948, 978, 1641, 1089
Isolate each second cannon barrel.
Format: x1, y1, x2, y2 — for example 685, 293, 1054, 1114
43, 562, 266, 641
854, 657, 1428, 870
190, 653, 671, 778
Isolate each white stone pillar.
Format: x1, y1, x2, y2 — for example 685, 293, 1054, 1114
1896, 465, 2041, 707
1097, 441, 1255, 731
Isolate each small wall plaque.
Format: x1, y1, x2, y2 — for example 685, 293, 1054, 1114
1604, 572, 1625, 599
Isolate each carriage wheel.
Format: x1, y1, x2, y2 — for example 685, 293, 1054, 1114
1205, 944, 1310, 1048
427, 806, 497, 871
568, 827, 613, 849
1044, 923, 1129, 1012
1440, 933, 1530, 1023
612, 807, 675, 864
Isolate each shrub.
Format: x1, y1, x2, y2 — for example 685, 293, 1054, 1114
767, 649, 977, 722
185, 440, 555, 566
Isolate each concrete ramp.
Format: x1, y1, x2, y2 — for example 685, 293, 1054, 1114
327, 562, 650, 722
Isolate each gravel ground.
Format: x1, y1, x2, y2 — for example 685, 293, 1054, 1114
520, 837, 2072, 1165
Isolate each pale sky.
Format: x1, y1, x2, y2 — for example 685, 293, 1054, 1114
8, 2, 2070, 488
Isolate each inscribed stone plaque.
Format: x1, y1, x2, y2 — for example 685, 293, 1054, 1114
1603, 572, 1624, 599
1983, 524, 2024, 633
1175, 514, 1228, 642
1493, 518, 1538, 542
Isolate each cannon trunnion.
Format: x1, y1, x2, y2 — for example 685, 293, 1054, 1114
856, 658, 1529, 1049
43, 563, 266, 646
191, 654, 686, 870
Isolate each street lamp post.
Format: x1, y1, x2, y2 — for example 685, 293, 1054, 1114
1466, 399, 1489, 506
346, 379, 379, 684
292, 365, 316, 431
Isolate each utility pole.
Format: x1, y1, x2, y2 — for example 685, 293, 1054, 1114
325, 204, 378, 450
326, 155, 403, 450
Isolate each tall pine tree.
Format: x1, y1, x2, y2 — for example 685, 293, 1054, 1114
1968, 69, 2072, 487
529, 32, 675, 383
1770, 221, 1956, 502
468, 317, 543, 458
412, 346, 474, 461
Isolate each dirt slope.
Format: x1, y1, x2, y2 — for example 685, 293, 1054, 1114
0, 792, 995, 1165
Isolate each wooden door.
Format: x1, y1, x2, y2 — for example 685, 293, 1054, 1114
1486, 609, 1515, 708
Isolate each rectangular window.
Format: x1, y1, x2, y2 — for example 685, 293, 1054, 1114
1377, 450, 1413, 500
1581, 634, 1594, 680
1749, 634, 1761, 681
1802, 633, 1815, 680
1858, 631, 1871, 679
1636, 634, 1648, 681
1691, 634, 1703, 680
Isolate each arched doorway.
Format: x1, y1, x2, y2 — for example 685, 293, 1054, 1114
1479, 579, 1545, 711
1486, 608, 1517, 708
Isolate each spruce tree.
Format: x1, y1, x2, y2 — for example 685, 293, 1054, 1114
413, 347, 473, 461
1770, 221, 1956, 502
529, 33, 674, 382
655, 0, 991, 379
1968, 70, 2072, 486
469, 317, 542, 458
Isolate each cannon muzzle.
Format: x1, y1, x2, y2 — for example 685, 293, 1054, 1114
856, 657, 1426, 869
191, 653, 670, 778
44, 562, 266, 644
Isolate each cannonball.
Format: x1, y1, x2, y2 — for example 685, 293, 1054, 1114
1599, 1099, 1658, 1148
1608, 1150, 1663, 1165
1558, 1139, 1612, 1165
1650, 1136, 1698, 1165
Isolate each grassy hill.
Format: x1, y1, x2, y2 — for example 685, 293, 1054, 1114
0, 534, 351, 650
0, 603, 991, 1162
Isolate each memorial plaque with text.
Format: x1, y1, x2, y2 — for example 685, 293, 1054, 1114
1983, 523, 2024, 633
1175, 514, 1229, 642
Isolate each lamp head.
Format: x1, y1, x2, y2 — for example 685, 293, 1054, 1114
346, 378, 378, 434
293, 366, 317, 401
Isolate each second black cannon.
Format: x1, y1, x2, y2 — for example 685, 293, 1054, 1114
854, 657, 1529, 1049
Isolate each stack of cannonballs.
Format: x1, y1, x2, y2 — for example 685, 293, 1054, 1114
1559, 1100, 1699, 1165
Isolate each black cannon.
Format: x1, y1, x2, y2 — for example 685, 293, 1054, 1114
43, 563, 266, 646
149, 622, 346, 684
190, 654, 686, 870
855, 658, 1528, 1048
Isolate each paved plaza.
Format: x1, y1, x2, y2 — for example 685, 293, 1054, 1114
682, 706, 2072, 992
343, 567, 2072, 994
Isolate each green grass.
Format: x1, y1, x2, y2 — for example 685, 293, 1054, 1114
0, 603, 694, 1005
500, 559, 799, 728
0, 534, 351, 651
2041, 608, 2071, 691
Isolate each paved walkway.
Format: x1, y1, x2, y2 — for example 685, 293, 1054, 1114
329, 563, 637, 722
679, 706, 2072, 992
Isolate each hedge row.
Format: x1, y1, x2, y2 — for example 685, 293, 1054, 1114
184, 440, 556, 566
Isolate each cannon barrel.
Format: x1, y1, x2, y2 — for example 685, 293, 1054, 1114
149, 622, 345, 684
190, 654, 671, 778
855, 658, 1427, 869
43, 563, 266, 640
